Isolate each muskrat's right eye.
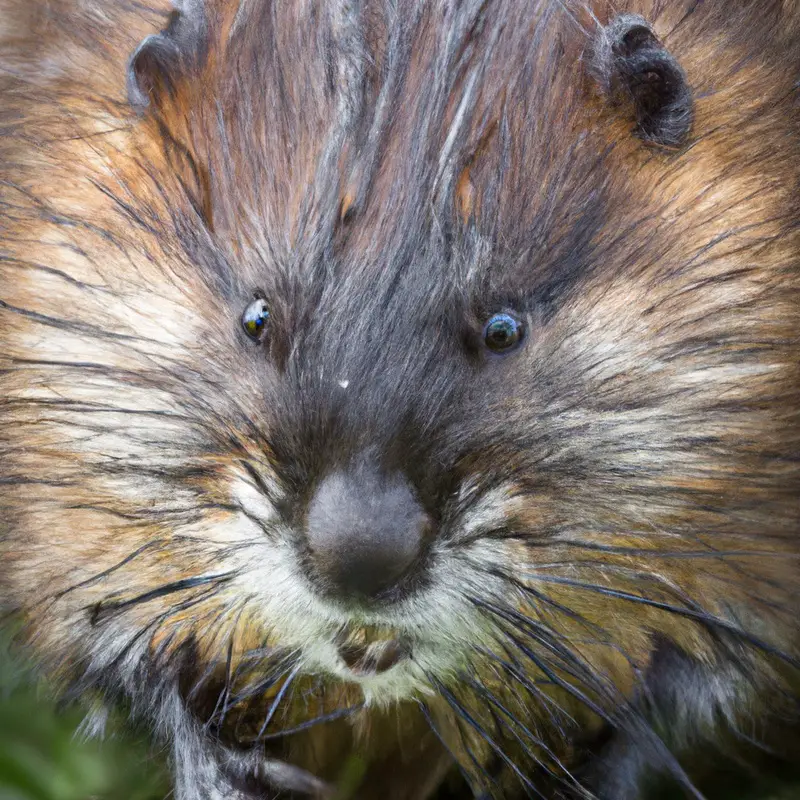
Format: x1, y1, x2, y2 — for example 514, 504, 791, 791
241, 297, 270, 342
483, 312, 525, 354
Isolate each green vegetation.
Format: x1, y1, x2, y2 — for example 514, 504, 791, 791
0, 636, 168, 800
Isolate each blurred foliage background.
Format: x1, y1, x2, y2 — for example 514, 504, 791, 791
0, 632, 168, 800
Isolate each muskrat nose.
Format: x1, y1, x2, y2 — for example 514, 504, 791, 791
305, 466, 428, 600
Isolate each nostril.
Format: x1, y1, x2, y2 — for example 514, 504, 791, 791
305, 466, 429, 601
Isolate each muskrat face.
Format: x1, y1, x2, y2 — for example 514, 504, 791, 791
2, 0, 799, 798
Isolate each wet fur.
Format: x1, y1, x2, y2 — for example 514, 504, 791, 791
1, 1, 799, 798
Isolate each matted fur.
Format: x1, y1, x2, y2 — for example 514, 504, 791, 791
1, 1, 799, 798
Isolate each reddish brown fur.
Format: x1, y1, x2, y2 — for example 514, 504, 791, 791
1, 1, 799, 798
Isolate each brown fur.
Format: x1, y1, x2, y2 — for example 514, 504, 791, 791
1, 1, 799, 798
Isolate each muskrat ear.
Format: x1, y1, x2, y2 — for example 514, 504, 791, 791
127, 1, 206, 111
591, 14, 693, 148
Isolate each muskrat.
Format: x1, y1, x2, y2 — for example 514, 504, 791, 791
1, 1, 799, 798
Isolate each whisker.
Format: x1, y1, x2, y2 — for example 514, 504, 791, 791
430, 674, 547, 798
416, 699, 483, 796
89, 572, 236, 624
533, 540, 800, 561
255, 662, 301, 739
475, 644, 581, 735
254, 704, 364, 742
517, 574, 800, 669
470, 597, 613, 696
222, 656, 298, 710
32, 540, 168, 616
474, 617, 613, 725
205, 604, 251, 735
459, 672, 584, 790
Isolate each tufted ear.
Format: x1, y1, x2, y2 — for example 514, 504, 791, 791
127, 0, 206, 111
591, 13, 693, 148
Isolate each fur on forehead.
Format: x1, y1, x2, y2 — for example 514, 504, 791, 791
126, 2, 625, 290
128, 0, 799, 311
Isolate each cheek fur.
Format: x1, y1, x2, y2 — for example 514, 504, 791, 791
2, 0, 800, 798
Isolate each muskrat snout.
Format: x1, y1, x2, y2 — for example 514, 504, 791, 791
305, 463, 430, 601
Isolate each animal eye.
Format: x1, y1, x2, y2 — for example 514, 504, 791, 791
482, 313, 525, 354
241, 297, 270, 341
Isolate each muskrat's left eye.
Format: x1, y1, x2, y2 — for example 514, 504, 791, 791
241, 297, 270, 342
483, 313, 525, 354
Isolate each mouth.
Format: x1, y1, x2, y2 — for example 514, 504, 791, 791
334, 625, 412, 676
182, 625, 417, 747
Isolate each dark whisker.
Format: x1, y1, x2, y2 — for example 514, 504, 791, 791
459, 672, 584, 790
475, 644, 580, 735
222, 658, 298, 710
536, 540, 800, 561
430, 674, 547, 798
254, 704, 364, 741
50, 540, 166, 601
470, 597, 613, 698
256, 663, 301, 739
205, 605, 250, 735
518, 574, 800, 669
474, 618, 613, 724
89, 572, 236, 624
416, 699, 483, 796
239, 459, 281, 507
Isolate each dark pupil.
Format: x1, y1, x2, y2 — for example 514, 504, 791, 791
243, 300, 269, 339
485, 316, 519, 350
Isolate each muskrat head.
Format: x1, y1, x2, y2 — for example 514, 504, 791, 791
2, 0, 799, 798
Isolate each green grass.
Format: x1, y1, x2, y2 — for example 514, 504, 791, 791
0, 636, 168, 800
